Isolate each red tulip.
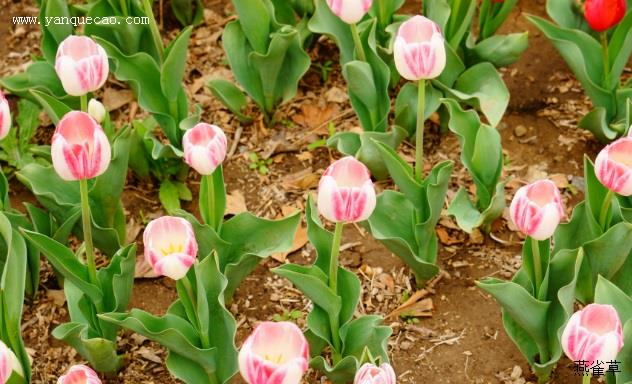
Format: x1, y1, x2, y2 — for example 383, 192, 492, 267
584, 0, 626, 32
51, 111, 111, 181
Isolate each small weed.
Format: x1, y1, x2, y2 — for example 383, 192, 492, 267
248, 152, 273, 175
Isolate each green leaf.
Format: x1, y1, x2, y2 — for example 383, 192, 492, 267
206, 79, 252, 123
447, 182, 506, 233
0, 61, 67, 100
340, 315, 391, 362
160, 179, 182, 213
273, 264, 342, 317
373, 141, 423, 207
52, 323, 123, 373
161, 27, 193, 101
468, 32, 529, 67
394, 82, 442, 137
442, 62, 509, 127
40, 0, 73, 63
21, 229, 103, 304
310, 355, 359, 384
171, 0, 204, 26
232, 0, 270, 54
308, 0, 355, 64
29, 89, 72, 125
608, 10, 632, 90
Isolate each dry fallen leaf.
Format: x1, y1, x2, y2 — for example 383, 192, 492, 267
103, 87, 134, 111
282, 168, 320, 190
292, 104, 336, 128
437, 227, 463, 245
226, 190, 248, 215
135, 256, 158, 279
46, 289, 66, 306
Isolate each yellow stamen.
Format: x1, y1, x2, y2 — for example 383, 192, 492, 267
161, 243, 184, 256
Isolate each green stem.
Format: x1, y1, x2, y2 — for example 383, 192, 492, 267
79, 179, 99, 288
328, 222, 344, 364
415, 79, 426, 182
80, 94, 88, 112
530, 236, 542, 297
142, 0, 165, 60
583, 374, 591, 384
377, 0, 388, 30
600, 32, 610, 85
204, 173, 216, 230
599, 189, 615, 231
350, 23, 367, 62
169, 100, 178, 120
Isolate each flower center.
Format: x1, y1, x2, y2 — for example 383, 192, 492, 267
264, 354, 285, 364
161, 243, 184, 256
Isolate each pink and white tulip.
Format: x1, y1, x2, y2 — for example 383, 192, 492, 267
509, 179, 564, 240
561, 304, 624, 368
51, 111, 111, 181
143, 216, 198, 280
182, 123, 228, 175
318, 156, 376, 223
55, 35, 109, 96
326, 0, 373, 24
0, 90, 10, 140
0, 341, 23, 384
354, 363, 396, 384
239, 321, 309, 384
57, 364, 101, 384
595, 136, 632, 196
394, 15, 446, 81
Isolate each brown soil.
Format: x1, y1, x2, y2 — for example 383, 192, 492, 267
0, 0, 615, 383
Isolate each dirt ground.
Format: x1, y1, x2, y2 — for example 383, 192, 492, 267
0, 0, 613, 382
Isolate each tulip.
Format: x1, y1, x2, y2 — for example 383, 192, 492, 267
239, 321, 309, 384
509, 179, 564, 240
0, 90, 10, 140
87, 98, 106, 123
0, 341, 23, 384
55, 35, 109, 96
595, 136, 632, 196
51, 111, 111, 181
561, 304, 624, 367
393, 15, 446, 81
326, 0, 373, 24
584, 0, 626, 32
354, 363, 396, 384
182, 123, 228, 175
57, 364, 101, 384
143, 216, 198, 280
318, 156, 376, 223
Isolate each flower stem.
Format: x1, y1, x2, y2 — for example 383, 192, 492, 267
80, 94, 88, 112
599, 189, 615, 231
181, 275, 210, 349
600, 32, 610, 85
204, 173, 216, 230
448, 0, 462, 39
328, 222, 344, 364
350, 23, 367, 62
583, 374, 591, 384
142, 0, 165, 60
415, 79, 426, 182
79, 179, 99, 288
530, 236, 542, 297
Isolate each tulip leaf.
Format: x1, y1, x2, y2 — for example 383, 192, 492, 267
608, 11, 632, 90
161, 27, 193, 102
171, 0, 204, 27
29, 89, 73, 125
545, 0, 587, 30
310, 355, 359, 384
447, 182, 505, 234
231, 0, 270, 54
446, 0, 476, 48
220, 211, 300, 299
579, 106, 621, 143
527, 15, 614, 109
328, 127, 408, 180
206, 79, 252, 123
304, 196, 334, 273
0, 61, 68, 101
97, 244, 136, 318
442, 62, 509, 127
159, 179, 182, 213
52, 322, 123, 373
40, 0, 73, 63
340, 315, 391, 362
468, 32, 529, 67
21, 229, 103, 304
394, 82, 442, 137
273, 264, 342, 317
308, 0, 355, 64
373, 141, 423, 207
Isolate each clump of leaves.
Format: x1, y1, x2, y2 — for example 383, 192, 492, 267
248, 152, 272, 175
307, 122, 336, 151
272, 309, 304, 322
0, 99, 46, 170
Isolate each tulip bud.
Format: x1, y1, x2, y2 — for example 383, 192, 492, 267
354, 363, 396, 384
595, 137, 632, 196
0, 90, 10, 140
87, 98, 106, 123
51, 111, 111, 181
394, 15, 447, 81
57, 364, 101, 384
143, 216, 198, 280
182, 123, 228, 175
55, 35, 109, 96
239, 321, 309, 384
318, 156, 376, 223
326, 0, 373, 24
561, 304, 624, 369
584, 0, 626, 32
509, 179, 564, 240
0, 341, 23, 384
